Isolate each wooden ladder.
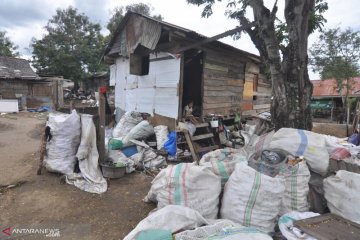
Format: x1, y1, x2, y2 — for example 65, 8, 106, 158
191, 122, 219, 161
176, 129, 199, 163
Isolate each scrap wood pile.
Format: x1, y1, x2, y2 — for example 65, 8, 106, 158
123, 124, 360, 240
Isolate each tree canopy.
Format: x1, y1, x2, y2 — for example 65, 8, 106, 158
187, 0, 328, 130
310, 27, 360, 123
31, 7, 106, 82
106, 3, 163, 42
0, 31, 19, 57
310, 27, 360, 84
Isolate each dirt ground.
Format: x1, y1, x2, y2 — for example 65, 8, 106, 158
0, 112, 155, 240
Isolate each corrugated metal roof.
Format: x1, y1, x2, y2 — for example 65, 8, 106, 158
0, 57, 38, 79
312, 77, 360, 98
104, 11, 260, 62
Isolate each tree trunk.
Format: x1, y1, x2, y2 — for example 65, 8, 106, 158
279, 0, 314, 130
247, 0, 314, 130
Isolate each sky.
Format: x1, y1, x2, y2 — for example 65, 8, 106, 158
1, 0, 359, 79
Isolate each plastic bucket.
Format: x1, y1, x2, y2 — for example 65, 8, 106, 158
210, 120, 218, 128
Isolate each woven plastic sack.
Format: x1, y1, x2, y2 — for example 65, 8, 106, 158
220, 162, 285, 232
65, 114, 107, 194
123, 120, 154, 145
324, 170, 360, 223
278, 211, 320, 240
154, 125, 169, 150
175, 222, 272, 240
44, 110, 81, 175
269, 128, 329, 175
145, 163, 221, 219
279, 161, 311, 215
245, 131, 274, 157
199, 148, 248, 185
113, 111, 142, 138
175, 220, 241, 240
123, 205, 208, 240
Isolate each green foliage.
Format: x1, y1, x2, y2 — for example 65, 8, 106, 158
31, 7, 106, 82
0, 31, 19, 57
106, 3, 163, 42
187, 0, 327, 52
310, 27, 360, 92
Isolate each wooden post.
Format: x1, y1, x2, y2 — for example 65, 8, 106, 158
98, 78, 106, 163
55, 80, 59, 110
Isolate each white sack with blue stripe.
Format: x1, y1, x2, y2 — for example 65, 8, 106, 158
144, 163, 221, 219
220, 162, 286, 233
199, 148, 248, 186
269, 128, 329, 175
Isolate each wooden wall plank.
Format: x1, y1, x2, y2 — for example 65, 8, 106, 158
253, 104, 270, 110
204, 63, 228, 72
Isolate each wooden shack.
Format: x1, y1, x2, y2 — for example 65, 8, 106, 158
0, 57, 65, 110
104, 12, 271, 127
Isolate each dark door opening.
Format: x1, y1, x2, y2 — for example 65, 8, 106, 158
182, 49, 203, 118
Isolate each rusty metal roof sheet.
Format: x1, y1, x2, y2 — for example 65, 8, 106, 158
0, 57, 38, 79
312, 77, 360, 98
104, 11, 260, 62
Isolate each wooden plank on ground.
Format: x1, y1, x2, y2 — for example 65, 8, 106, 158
294, 213, 360, 240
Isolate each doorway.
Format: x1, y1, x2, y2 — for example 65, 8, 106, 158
181, 49, 204, 118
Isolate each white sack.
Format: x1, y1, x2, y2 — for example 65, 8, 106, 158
130, 147, 167, 170
245, 131, 274, 156
145, 163, 221, 219
220, 162, 285, 232
278, 211, 319, 240
112, 111, 142, 138
175, 221, 272, 240
123, 205, 208, 240
123, 120, 154, 145
279, 161, 311, 215
199, 148, 248, 185
44, 110, 81, 175
324, 170, 360, 223
269, 128, 329, 175
175, 219, 241, 240
154, 125, 168, 150
66, 114, 107, 194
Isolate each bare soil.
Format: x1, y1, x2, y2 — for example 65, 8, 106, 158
0, 112, 155, 240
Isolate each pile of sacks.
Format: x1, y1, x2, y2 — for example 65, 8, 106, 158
123, 127, 360, 240
43, 110, 107, 194
106, 111, 171, 172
